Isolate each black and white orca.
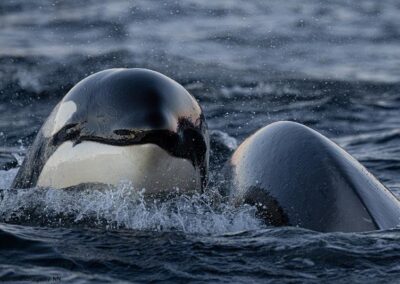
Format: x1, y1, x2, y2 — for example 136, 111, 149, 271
12, 68, 209, 195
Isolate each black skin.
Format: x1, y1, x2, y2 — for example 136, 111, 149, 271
227, 121, 400, 232
12, 68, 209, 189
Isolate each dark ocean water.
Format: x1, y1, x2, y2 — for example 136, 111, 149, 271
1, 0, 400, 282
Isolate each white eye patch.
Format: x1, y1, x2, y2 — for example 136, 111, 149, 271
51, 101, 77, 135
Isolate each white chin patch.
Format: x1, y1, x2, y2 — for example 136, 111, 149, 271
37, 141, 200, 193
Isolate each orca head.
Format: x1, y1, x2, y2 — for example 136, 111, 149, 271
34, 68, 209, 193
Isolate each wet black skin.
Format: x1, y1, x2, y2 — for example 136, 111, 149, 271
227, 121, 400, 232
12, 68, 209, 189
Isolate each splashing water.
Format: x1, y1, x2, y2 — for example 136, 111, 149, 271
0, 129, 260, 235
0, 173, 263, 234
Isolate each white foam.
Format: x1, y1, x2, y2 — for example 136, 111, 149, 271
0, 181, 263, 235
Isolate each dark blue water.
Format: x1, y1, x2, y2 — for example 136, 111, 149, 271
1, 0, 400, 282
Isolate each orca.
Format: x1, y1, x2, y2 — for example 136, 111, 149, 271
12, 68, 209, 195
226, 121, 400, 232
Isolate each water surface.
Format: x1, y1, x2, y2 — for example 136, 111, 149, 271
1, 0, 400, 282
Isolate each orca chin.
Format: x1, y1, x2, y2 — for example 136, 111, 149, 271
226, 121, 400, 232
12, 68, 209, 192
37, 141, 200, 193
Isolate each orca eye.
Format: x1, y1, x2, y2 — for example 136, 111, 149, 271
52, 123, 80, 145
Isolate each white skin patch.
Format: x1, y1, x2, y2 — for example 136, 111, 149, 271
51, 101, 77, 135
37, 142, 200, 193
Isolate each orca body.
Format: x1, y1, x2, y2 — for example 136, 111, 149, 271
226, 121, 400, 232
